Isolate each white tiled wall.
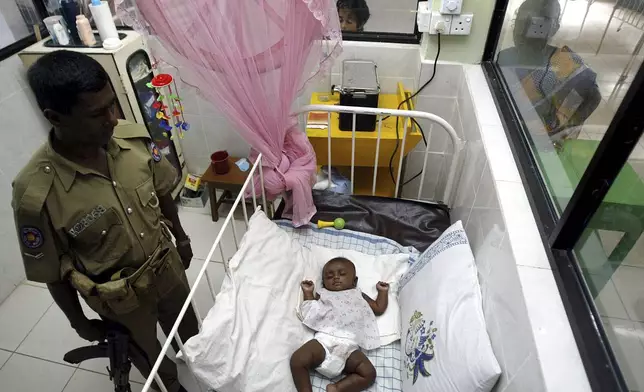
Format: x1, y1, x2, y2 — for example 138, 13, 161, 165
0, 55, 50, 304
297, 41, 422, 108
155, 63, 250, 176
454, 65, 591, 392
160, 41, 425, 177
295, 42, 465, 203
402, 61, 465, 202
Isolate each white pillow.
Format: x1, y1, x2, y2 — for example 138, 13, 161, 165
399, 221, 501, 392
300, 245, 409, 346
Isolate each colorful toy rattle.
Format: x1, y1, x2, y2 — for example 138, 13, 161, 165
317, 218, 346, 230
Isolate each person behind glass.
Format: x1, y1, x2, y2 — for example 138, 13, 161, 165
337, 0, 371, 32
497, 0, 601, 142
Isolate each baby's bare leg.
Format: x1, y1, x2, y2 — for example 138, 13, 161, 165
290, 339, 326, 392
327, 351, 376, 392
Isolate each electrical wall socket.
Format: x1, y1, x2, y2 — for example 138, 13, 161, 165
429, 11, 452, 35
450, 13, 473, 35
526, 16, 551, 38
440, 0, 462, 14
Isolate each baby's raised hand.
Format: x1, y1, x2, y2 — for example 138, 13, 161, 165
301, 280, 315, 294
376, 281, 390, 292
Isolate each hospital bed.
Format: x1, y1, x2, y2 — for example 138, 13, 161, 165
140, 104, 465, 392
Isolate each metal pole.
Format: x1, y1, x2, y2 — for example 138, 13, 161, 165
372, 116, 383, 196
327, 111, 332, 188
351, 113, 356, 194
259, 160, 268, 213
395, 119, 408, 199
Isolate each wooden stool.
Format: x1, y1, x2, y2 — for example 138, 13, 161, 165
201, 157, 249, 221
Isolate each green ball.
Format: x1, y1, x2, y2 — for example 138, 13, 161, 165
334, 218, 346, 230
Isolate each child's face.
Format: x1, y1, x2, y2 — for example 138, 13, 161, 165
322, 259, 357, 291
339, 8, 359, 32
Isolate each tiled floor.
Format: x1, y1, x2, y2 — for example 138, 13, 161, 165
0, 203, 245, 392
553, 0, 644, 116
592, 231, 644, 392
557, 0, 644, 158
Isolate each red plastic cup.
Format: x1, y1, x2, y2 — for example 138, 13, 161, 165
211, 150, 230, 175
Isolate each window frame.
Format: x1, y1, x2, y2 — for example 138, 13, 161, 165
0, 0, 49, 61
1, 0, 423, 64
341, 0, 423, 44
481, 0, 644, 390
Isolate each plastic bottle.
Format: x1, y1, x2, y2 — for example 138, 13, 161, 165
76, 15, 96, 46
53, 22, 70, 45
89, 0, 119, 42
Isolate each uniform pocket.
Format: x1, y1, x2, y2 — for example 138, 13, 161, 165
136, 178, 161, 229
71, 207, 131, 272
103, 282, 140, 315
153, 247, 185, 299
136, 178, 160, 208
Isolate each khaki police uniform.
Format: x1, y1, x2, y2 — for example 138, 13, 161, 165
12, 121, 198, 392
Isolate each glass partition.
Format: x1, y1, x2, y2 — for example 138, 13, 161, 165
573, 132, 644, 392
494, 0, 642, 214
337, 0, 418, 34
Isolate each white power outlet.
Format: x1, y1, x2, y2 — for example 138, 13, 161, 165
429, 11, 452, 35
440, 0, 462, 14
526, 16, 551, 38
450, 13, 473, 35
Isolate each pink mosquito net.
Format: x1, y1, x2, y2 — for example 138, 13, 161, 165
120, 0, 342, 226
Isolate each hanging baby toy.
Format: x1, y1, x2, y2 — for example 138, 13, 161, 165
146, 73, 190, 140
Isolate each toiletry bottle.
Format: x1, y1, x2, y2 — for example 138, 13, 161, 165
89, 0, 119, 42
53, 22, 70, 45
76, 14, 96, 46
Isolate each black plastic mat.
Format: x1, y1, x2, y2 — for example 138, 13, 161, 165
274, 190, 451, 252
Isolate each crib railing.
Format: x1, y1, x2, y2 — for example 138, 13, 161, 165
141, 106, 462, 391
141, 154, 268, 392
295, 105, 463, 205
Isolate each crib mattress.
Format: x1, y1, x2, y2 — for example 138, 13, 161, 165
275, 190, 451, 251
276, 220, 415, 392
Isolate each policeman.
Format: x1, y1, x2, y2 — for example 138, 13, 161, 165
12, 51, 199, 392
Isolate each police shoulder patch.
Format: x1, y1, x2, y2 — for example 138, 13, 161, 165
21, 227, 44, 249
150, 142, 162, 162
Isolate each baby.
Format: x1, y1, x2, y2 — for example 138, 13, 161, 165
290, 257, 389, 392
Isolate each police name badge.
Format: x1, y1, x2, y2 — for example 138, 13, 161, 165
21, 227, 44, 249
150, 142, 162, 162
68, 205, 107, 238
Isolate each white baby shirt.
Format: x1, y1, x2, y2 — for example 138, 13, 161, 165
300, 287, 381, 350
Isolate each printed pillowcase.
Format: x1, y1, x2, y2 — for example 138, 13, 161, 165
398, 221, 501, 392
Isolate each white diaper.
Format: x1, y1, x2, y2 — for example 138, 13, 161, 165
315, 332, 359, 378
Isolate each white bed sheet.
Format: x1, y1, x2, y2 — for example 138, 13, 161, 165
182, 211, 411, 392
